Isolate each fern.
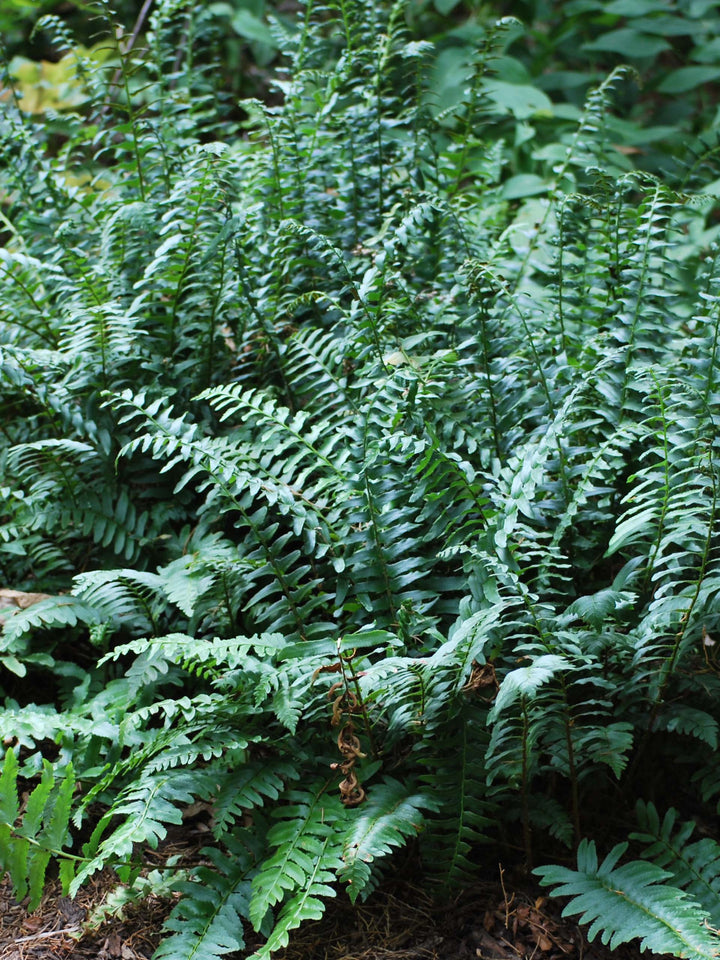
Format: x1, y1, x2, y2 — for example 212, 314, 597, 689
248, 785, 346, 933
0, 749, 76, 910
3, 0, 720, 956
418, 703, 495, 888
154, 843, 254, 960
339, 778, 435, 901
248, 835, 341, 960
536, 840, 720, 959
632, 802, 720, 927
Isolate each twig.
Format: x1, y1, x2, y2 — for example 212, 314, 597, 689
14, 927, 80, 943
108, 0, 155, 95
124, 0, 155, 54
499, 862, 512, 929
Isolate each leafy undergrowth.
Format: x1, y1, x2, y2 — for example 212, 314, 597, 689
0, 841, 678, 960
2, 1, 720, 959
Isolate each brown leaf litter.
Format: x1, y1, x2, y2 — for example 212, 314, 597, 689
1, 854, 677, 960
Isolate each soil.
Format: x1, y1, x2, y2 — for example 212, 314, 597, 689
0, 848, 673, 960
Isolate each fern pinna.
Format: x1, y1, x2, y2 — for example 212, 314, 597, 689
2, 0, 720, 957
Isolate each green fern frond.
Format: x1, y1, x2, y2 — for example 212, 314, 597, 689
73, 768, 198, 890
651, 706, 719, 749
212, 761, 299, 840
156, 844, 254, 960
249, 836, 341, 960
2, 595, 103, 646
73, 568, 166, 629
633, 802, 720, 926
0, 749, 76, 910
418, 705, 495, 888
340, 777, 435, 902
536, 839, 720, 959
248, 785, 347, 933
488, 655, 572, 723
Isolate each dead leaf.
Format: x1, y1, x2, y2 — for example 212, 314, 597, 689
0, 589, 55, 628
0, 589, 52, 609
100, 932, 123, 958
612, 143, 643, 155
463, 661, 498, 696
473, 928, 519, 959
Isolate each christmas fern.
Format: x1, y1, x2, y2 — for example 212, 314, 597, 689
0, 749, 76, 911
2, 0, 720, 957
536, 840, 720, 959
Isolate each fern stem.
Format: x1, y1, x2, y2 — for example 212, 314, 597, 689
101, 0, 147, 201
337, 0, 354, 54
293, 0, 314, 69
233, 240, 298, 411
653, 457, 717, 706
507, 68, 632, 299
477, 303, 502, 461
222, 571, 237, 634
204, 246, 225, 388
0, 208, 26, 253
520, 701, 533, 870
447, 41, 486, 202
346, 131, 360, 244
556, 198, 568, 356
563, 705, 581, 847
0, 38, 25, 118
641, 375, 671, 595
619, 182, 667, 412
702, 288, 720, 409
107, 0, 155, 98
479, 265, 571, 500
0, 309, 56, 347
167, 172, 208, 355
360, 411, 397, 624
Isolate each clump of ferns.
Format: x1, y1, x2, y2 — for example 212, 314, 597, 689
4, 0, 720, 957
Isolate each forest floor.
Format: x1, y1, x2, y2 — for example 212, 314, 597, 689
0, 831, 672, 960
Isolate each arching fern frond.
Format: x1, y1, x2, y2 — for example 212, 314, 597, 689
632, 802, 720, 927
536, 840, 720, 960
339, 777, 434, 902
154, 841, 254, 960
248, 785, 348, 954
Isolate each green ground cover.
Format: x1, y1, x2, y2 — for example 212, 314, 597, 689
2, 1, 720, 957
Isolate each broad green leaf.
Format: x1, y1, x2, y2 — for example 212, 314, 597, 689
657, 66, 720, 93
604, 0, 670, 13
692, 38, 720, 63
483, 80, 553, 119
583, 29, 670, 57
230, 10, 277, 47
632, 15, 702, 36
501, 174, 549, 200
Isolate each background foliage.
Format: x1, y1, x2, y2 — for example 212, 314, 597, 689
2, 0, 720, 958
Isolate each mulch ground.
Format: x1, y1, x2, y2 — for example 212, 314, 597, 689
0, 851, 673, 960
